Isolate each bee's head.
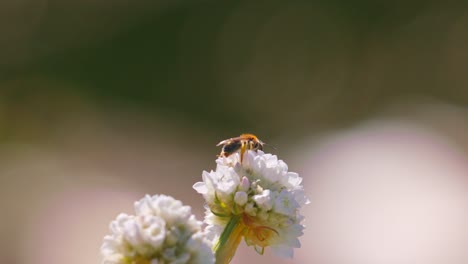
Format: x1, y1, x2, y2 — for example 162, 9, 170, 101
252, 139, 264, 150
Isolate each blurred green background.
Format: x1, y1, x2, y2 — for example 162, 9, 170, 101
1, 1, 468, 264
2, 0, 467, 141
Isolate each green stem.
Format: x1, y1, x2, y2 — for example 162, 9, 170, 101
214, 215, 246, 264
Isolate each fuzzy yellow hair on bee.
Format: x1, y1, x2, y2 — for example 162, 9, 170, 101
216, 134, 264, 163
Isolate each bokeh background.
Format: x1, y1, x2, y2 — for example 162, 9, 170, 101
1, 1, 468, 264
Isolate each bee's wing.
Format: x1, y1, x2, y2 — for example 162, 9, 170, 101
216, 136, 242, 146
216, 140, 229, 146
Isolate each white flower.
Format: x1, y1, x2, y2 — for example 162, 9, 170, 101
193, 150, 309, 258
101, 194, 214, 264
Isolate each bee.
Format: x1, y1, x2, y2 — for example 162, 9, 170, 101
217, 133, 265, 163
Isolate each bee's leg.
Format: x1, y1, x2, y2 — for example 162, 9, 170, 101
240, 142, 247, 163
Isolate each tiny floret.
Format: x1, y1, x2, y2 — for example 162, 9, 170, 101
234, 191, 248, 206
101, 194, 214, 264
193, 151, 309, 258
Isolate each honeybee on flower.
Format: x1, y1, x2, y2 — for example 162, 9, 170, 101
216, 134, 265, 163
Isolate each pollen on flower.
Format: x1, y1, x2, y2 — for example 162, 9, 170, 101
100, 194, 214, 264
193, 150, 309, 259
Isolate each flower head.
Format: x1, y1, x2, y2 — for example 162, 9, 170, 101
101, 194, 214, 264
193, 150, 309, 259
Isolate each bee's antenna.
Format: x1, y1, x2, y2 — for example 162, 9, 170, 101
269, 144, 278, 150
264, 142, 277, 150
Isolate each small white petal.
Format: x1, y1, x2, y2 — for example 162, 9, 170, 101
271, 244, 294, 258
253, 189, 273, 211
240, 176, 250, 192
234, 191, 248, 206
192, 182, 208, 194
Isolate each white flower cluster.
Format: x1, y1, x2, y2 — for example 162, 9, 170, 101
101, 194, 214, 264
193, 150, 309, 258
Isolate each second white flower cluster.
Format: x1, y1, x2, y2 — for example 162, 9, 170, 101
101, 195, 214, 264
